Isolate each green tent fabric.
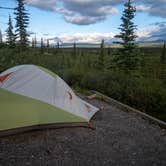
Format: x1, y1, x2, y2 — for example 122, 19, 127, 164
0, 65, 98, 136
0, 88, 86, 132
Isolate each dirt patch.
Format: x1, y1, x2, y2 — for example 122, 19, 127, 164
0, 95, 166, 166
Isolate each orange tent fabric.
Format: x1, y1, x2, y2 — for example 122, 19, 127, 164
0, 73, 12, 83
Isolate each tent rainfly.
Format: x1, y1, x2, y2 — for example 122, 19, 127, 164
0, 65, 99, 136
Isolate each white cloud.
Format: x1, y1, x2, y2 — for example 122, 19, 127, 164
25, 0, 119, 25
30, 22, 166, 44
136, 5, 151, 12
24, 0, 166, 25
136, 26, 160, 39
45, 32, 115, 44
25, 0, 57, 10
136, 22, 166, 41
137, 0, 166, 18
64, 15, 105, 25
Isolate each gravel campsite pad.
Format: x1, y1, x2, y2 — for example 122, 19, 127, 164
0, 95, 166, 166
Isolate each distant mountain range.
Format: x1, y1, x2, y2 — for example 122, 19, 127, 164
35, 39, 165, 48
60, 41, 165, 48
60, 42, 100, 48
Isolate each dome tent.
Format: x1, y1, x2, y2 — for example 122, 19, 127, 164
0, 65, 99, 136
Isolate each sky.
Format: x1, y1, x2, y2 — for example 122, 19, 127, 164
0, 0, 166, 44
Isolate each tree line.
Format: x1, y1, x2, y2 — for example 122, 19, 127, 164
1, 0, 166, 70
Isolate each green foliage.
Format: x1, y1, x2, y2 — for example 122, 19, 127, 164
0, 30, 3, 43
0, 48, 17, 72
60, 69, 82, 86
6, 15, 16, 48
0, 46, 165, 121
34, 35, 37, 48
73, 42, 77, 57
14, 0, 29, 49
96, 39, 105, 70
40, 38, 44, 53
116, 0, 137, 44
114, 0, 140, 70
47, 39, 50, 50
114, 45, 141, 70
160, 42, 166, 64
57, 41, 60, 49
80, 71, 166, 121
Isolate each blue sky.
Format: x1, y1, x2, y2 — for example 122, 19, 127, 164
0, 0, 166, 43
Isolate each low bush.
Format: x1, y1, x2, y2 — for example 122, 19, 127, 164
0, 47, 165, 121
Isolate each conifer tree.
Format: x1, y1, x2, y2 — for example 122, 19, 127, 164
14, 0, 29, 49
40, 38, 44, 53
114, 0, 140, 70
46, 39, 50, 52
47, 39, 49, 48
41, 38, 44, 47
34, 35, 37, 48
97, 39, 105, 70
73, 42, 76, 57
57, 41, 60, 49
31, 38, 34, 48
0, 30, 5, 48
161, 42, 166, 64
6, 15, 15, 47
0, 30, 3, 43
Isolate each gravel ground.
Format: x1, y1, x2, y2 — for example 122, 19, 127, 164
0, 95, 166, 166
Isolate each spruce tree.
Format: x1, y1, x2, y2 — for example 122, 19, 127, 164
114, 0, 140, 70
160, 42, 166, 80
47, 39, 49, 47
161, 42, 166, 64
14, 0, 29, 49
57, 41, 60, 49
0, 30, 5, 48
6, 15, 15, 48
73, 42, 76, 57
34, 35, 37, 48
97, 39, 105, 70
45, 39, 50, 53
40, 38, 44, 53
41, 38, 44, 47
31, 38, 34, 48
0, 30, 3, 43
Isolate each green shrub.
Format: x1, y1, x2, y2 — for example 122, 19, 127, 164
0, 47, 165, 121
